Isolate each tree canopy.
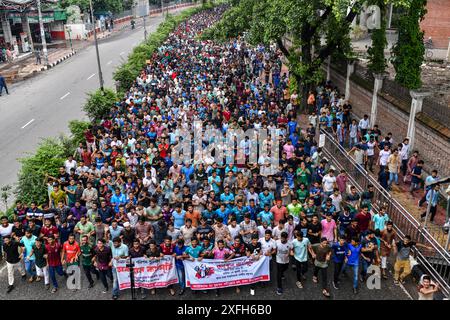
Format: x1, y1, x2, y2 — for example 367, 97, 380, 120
204, 0, 422, 105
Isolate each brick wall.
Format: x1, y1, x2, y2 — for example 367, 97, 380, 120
328, 66, 450, 177
420, 0, 450, 49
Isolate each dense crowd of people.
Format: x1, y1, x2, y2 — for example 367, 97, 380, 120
0, 6, 443, 300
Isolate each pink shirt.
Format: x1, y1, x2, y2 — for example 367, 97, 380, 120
283, 144, 295, 159
321, 219, 336, 242
213, 247, 232, 260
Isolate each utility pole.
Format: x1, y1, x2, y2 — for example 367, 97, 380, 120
36, 0, 48, 65
143, 14, 147, 40
89, 0, 104, 91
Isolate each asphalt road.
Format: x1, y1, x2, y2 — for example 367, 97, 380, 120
0, 259, 415, 300
0, 10, 186, 197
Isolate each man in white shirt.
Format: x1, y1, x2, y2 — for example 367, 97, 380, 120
227, 219, 241, 240
358, 114, 370, 136
399, 138, 410, 178
259, 230, 276, 260
322, 170, 337, 197
377, 145, 391, 172
0, 216, 13, 259
64, 155, 77, 174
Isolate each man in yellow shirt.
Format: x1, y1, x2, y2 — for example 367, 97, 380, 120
49, 184, 67, 208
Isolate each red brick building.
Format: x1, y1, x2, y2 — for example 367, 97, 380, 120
420, 0, 450, 49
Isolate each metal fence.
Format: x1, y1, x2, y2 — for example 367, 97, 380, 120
319, 129, 450, 298
380, 77, 412, 110
422, 97, 450, 128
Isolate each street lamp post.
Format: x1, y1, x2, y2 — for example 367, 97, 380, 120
143, 14, 147, 40
36, 0, 48, 65
89, 0, 105, 91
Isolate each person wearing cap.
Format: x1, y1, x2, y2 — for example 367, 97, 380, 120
311, 237, 332, 297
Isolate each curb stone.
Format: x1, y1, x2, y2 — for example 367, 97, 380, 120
46, 51, 77, 69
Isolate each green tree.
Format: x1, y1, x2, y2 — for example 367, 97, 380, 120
16, 138, 68, 205
391, 0, 427, 89
83, 88, 118, 121
204, 0, 411, 108
367, 0, 387, 74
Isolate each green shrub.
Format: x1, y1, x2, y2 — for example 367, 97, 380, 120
83, 88, 118, 121
68, 120, 91, 146
16, 138, 68, 205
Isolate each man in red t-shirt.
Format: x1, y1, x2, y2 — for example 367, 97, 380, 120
45, 235, 65, 293
355, 205, 372, 233
40, 219, 59, 244
62, 234, 81, 267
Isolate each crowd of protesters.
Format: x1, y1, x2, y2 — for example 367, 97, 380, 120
0, 6, 442, 300
315, 80, 449, 226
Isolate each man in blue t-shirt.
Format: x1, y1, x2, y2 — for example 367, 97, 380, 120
331, 238, 348, 289
343, 237, 362, 293
174, 239, 187, 295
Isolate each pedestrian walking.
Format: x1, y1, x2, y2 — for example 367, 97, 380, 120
34, 48, 41, 65
2, 235, 26, 293
311, 237, 332, 297
0, 74, 9, 96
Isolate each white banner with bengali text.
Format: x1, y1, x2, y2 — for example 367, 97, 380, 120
115, 256, 178, 290
183, 256, 270, 290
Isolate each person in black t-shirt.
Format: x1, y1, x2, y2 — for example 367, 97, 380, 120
3, 236, 26, 293
246, 234, 262, 259
307, 215, 322, 244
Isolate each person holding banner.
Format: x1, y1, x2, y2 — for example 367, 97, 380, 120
160, 236, 177, 296
212, 239, 235, 296
275, 232, 293, 295
259, 229, 276, 261
145, 240, 163, 296
183, 237, 203, 295
174, 239, 187, 295
111, 237, 129, 300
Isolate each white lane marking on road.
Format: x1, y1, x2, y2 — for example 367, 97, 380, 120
21, 119, 35, 129
120, 51, 125, 56
60, 92, 71, 100
107, 60, 113, 65
87, 73, 96, 80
